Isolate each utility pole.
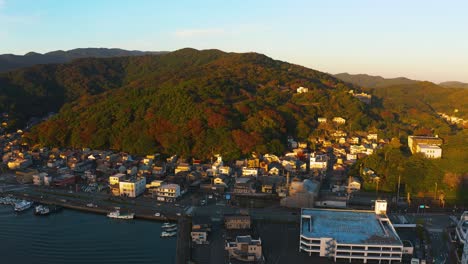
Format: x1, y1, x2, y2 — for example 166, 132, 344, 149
397, 173, 401, 204
434, 182, 438, 201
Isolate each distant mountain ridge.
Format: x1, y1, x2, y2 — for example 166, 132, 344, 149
334, 73, 417, 88
0, 48, 168, 73
439, 81, 468, 89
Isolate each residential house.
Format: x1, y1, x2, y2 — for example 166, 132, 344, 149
242, 167, 258, 177
332, 117, 346, 125
191, 224, 211, 245
317, 117, 327, 123
297, 86, 309, 93
233, 178, 255, 194
225, 235, 262, 262
310, 153, 328, 170
348, 177, 361, 192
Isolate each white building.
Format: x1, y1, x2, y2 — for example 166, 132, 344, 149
318, 117, 327, 123
156, 183, 181, 202
119, 177, 146, 198
242, 167, 258, 177
299, 200, 404, 263
332, 117, 346, 125
310, 153, 328, 170
416, 144, 442, 159
297, 87, 309, 93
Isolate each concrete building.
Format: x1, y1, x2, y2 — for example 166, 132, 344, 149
407, 135, 443, 154
225, 235, 262, 262
119, 177, 146, 198
225, 215, 251, 230
191, 224, 210, 245
416, 144, 442, 159
242, 167, 258, 177
156, 183, 181, 202
299, 201, 403, 263
109, 173, 126, 196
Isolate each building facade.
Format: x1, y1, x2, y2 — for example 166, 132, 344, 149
156, 183, 181, 202
225, 235, 262, 262
119, 177, 146, 198
415, 144, 442, 159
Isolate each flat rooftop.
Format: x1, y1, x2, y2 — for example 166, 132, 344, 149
417, 144, 441, 149
301, 208, 402, 245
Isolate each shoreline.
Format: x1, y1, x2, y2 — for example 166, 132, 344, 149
1, 190, 180, 222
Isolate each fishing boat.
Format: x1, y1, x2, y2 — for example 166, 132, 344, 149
14, 200, 33, 212
160, 231, 177, 238
107, 209, 134, 219
162, 223, 177, 229
34, 205, 50, 215
164, 226, 177, 232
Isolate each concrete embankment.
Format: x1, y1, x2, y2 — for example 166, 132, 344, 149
3, 190, 179, 222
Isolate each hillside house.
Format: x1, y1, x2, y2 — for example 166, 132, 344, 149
297, 87, 309, 93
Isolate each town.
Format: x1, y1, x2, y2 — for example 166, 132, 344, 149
0, 109, 466, 264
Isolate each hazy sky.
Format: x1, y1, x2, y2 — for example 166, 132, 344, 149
1, 0, 467, 82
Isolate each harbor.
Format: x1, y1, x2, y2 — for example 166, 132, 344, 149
0, 202, 177, 264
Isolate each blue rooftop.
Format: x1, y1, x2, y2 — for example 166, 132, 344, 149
301, 209, 401, 245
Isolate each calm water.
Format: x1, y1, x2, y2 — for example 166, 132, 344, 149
0, 205, 176, 264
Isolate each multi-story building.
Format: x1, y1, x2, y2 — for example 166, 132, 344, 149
225, 235, 262, 262
416, 144, 442, 159
407, 135, 443, 154
225, 215, 251, 230
156, 183, 181, 202
299, 200, 403, 263
109, 173, 126, 196
119, 177, 146, 198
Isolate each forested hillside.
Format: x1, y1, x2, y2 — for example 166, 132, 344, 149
5, 48, 374, 158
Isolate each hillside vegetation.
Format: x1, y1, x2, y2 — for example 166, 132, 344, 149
8, 49, 374, 159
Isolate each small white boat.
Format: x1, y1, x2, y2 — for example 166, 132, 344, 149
160, 231, 177, 238
107, 209, 134, 219
14, 200, 33, 212
162, 223, 176, 229
34, 205, 50, 215
164, 227, 177, 232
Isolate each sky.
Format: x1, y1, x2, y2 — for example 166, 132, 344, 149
0, 0, 467, 83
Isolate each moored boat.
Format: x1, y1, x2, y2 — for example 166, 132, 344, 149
164, 226, 177, 232
162, 223, 176, 229
107, 209, 134, 219
14, 200, 33, 212
160, 231, 177, 238
34, 205, 50, 215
